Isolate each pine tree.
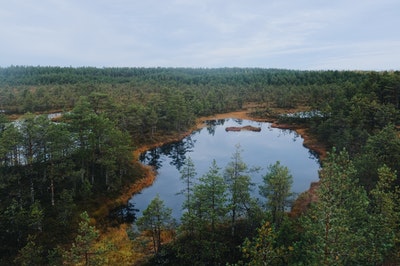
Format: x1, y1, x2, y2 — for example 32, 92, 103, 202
178, 157, 197, 235
241, 221, 286, 266
136, 195, 174, 254
14, 235, 44, 266
224, 144, 255, 237
300, 149, 369, 265
193, 160, 228, 236
259, 161, 294, 227
64, 211, 100, 265
366, 165, 400, 264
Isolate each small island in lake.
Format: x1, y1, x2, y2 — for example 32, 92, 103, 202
225, 125, 261, 132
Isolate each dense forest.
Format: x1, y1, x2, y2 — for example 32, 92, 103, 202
0, 66, 399, 265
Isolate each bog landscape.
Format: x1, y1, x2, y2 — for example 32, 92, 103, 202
0, 67, 399, 265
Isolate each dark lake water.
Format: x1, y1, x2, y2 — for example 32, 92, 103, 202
129, 118, 320, 219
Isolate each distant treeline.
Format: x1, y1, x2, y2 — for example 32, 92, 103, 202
0, 66, 367, 86
0, 66, 374, 114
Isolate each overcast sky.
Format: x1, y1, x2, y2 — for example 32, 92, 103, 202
1, 0, 399, 70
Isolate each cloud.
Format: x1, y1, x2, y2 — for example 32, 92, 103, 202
0, 0, 399, 69
306, 41, 400, 70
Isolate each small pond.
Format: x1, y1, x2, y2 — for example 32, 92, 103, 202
129, 118, 320, 219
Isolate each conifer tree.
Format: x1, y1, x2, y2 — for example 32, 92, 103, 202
241, 221, 286, 266
224, 144, 255, 237
193, 160, 228, 235
136, 195, 173, 254
366, 165, 400, 264
300, 149, 369, 265
64, 211, 100, 265
259, 161, 294, 227
178, 157, 197, 235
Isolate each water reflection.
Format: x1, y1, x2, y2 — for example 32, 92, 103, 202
139, 148, 162, 170
132, 118, 320, 219
140, 135, 196, 171
205, 119, 225, 136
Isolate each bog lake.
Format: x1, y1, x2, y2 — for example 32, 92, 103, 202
129, 118, 320, 219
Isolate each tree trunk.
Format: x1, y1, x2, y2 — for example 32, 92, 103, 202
50, 177, 55, 206
231, 206, 236, 237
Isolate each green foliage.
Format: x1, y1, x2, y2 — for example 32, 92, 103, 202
63, 211, 101, 265
0, 99, 136, 263
56, 189, 77, 228
193, 160, 228, 232
175, 160, 230, 264
0, 66, 399, 264
14, 235, 45, 266
224, 144, 256, 237
299, 149, 370, 265
259, 161, 294, 227
366, 165, 400, 264
311, 73, 400, 155
136, 195, 174, 254
355, 124, 400, 189
178, 157, 197, 235
241, 222, 288, 265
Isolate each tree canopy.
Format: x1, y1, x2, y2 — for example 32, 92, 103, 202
0, 66, 399, 265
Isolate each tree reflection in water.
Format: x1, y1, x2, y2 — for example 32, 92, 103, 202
140, 135, 196, 171
133, 118, 320, 220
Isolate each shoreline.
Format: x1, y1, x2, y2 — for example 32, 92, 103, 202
121, 108, 326, 206
96, 107, 326, 262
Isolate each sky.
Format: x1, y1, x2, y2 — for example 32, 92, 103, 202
1, 0, 399, 70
